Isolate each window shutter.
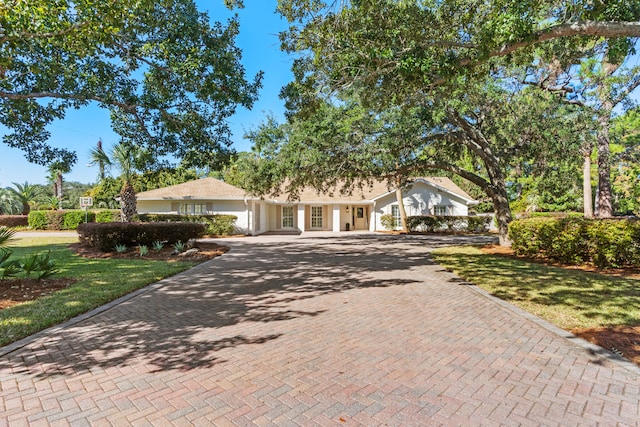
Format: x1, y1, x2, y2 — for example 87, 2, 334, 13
171, 202, 178, 212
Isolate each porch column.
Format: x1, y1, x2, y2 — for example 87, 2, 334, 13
332, 204, 341, 232
297, 204, 306, 232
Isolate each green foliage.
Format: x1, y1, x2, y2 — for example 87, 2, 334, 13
406, 216, 492, 233
134, 213, 238, 236
29, 210, 96, 230
115, 244, 128, 253
138, 245, 149, 257
62, 210, 94, 229
94, 210, 120, 223
0, 226, 16, 249
380, 214, 397, 230
27, 211, 48, 230
77, 222, 206, 251
152, 241, 165, 251
509, 218, 640, 268
173, 241, 186, 253
19, 251, 58, 280
1, 0, 262, 170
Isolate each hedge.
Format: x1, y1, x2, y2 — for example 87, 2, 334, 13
133, 213, 238, 236
508, 217, 640, 268
28, 210, 96, 230
77, 222, 206, 251
0, 215, 28, 227
406, 215, 492, 233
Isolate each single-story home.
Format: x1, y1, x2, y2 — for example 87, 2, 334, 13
135, 177, 478, 235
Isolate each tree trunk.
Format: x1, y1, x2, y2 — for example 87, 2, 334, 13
595, 111, 613, 217
56, 173, 63, 210
395, 187, 409, 232
120, 182, 137, 222
490, 181, 512, 247
582, 148, 593, 218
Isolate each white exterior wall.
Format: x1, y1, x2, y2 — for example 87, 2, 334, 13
373, 183, 470, 231
136, 199, 250, 233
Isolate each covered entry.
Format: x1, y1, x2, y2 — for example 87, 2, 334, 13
351, 205, 370, 230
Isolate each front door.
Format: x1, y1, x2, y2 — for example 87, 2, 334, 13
353, 206, 368, 230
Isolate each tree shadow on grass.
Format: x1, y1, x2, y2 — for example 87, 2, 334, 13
436, 249, 640, 328
1, 235, 446, 376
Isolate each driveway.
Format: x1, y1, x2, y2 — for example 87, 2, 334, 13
1, 233, 639, 425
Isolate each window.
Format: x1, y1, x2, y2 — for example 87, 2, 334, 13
282, 205, 294, 228
434, 205, 452, 216
179, 204, 191, 215
311, 206, 323, 228
194, 204, 207, 214
356, 207, 364, 218
391, 205, 401, 228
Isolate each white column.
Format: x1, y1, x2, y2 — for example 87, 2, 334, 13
332, 204, 341, 232
297, 204, 306, 232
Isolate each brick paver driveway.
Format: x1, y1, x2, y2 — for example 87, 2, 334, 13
1, 233, 639, 426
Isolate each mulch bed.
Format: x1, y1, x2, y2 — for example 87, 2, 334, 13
481, 245, 640, 366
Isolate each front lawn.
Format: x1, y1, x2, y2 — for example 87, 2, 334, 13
0, 236, 199, 347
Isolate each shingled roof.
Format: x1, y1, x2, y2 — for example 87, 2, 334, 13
136, 177, 247, 200
136, 176, 475, 204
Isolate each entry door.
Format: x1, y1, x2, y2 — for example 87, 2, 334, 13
282, 205, 294, 229
354, 206, 368, 230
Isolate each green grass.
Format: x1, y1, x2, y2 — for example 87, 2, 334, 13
431, 246, 640, 330
0, 236, 198, 346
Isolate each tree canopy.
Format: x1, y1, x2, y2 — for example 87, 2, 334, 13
1, 0, 262, 169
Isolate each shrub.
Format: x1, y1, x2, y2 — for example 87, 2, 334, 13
0, 215, 28, 227
28, 211, 48, 230
133, 213, 238, 236
380, 214, 397, 230
508, 217, 640, 268
95, 210, 120, 223
63, 210, 96, 229
77, 222, 206, 251
406, 216, 492, 233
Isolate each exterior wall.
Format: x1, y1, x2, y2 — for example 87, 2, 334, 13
136, 199, 250, 233
373, 184, 470, 231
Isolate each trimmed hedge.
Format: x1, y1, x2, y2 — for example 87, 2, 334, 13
0, 215, 28, 227
77, 222, 206, 251
28, 210, 96, 230
407, 215, 492, 233
508, 217, 640, 268
95, 210, 120, 223
133, 213, 238, 236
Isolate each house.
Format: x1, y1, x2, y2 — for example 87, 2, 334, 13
135, 177, 478, 235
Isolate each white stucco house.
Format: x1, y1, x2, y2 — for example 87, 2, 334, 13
135, 177, 478, 235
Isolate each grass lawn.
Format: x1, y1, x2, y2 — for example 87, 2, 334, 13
431, 246, 640, 331
0, 236, 198, 347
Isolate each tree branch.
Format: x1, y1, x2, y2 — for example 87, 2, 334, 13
473, 21, 640, 64
0, 22, 90, 44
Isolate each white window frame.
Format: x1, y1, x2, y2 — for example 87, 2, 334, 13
311, 206, 323, 229
391, 205, 401, 229
282, 205, 294, 228
179, 203, 191, 215
434, 205, 453, 216
194, 204, 207, 215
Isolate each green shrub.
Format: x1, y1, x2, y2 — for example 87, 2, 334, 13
133, 213, 238, 236
406, 215, 491, 233
28, 211, 48, 230
0, 215, 28, 227
77, 222, 206, 251
204, 215, 237, 236
380, 214, 397, 230
95, 210, 120, 223
509, 217, 640, 268
62, 210, 95, 229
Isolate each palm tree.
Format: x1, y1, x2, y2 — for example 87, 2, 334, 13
93, 142, 143, 222
88, 139, 111, 182
47, 161, 71, 210
6, 182, 42, 215
0, 188, 22, 214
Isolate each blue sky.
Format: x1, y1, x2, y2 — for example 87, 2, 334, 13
0, 0, 292, 186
